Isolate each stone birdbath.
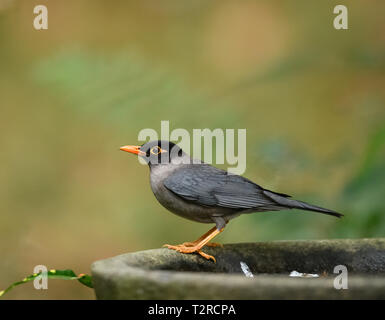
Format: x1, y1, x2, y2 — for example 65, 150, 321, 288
91, 238, 385, 299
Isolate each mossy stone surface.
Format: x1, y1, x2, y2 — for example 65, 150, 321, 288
91, 238, 385, 299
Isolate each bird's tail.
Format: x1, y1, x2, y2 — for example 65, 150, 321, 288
263, 190, 343, 218
285, 199, 343, 218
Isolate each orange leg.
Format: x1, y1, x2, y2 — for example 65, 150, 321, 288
205, 242, 223, 247
180, 227, 222, 247
163, 226, 224, 262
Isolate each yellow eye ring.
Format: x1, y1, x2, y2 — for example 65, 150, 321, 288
150, 146, 161, 155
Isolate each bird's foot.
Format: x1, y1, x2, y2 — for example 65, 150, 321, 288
196, 249, 216, 262
178, 241, 222, 248
163, 244, 216, 263
181, 241, 197, 247
205, 242, 223, 248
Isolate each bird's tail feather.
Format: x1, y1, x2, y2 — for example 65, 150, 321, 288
263, 190, 343, 218
285, 199, 343, 218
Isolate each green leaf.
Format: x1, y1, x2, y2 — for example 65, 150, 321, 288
0, 269, 93, 298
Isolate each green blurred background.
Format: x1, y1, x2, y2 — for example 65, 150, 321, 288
1, 0, 384, 299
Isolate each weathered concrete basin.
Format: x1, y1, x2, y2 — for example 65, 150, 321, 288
91, 238, 385, 299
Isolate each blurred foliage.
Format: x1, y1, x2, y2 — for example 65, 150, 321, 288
0, 0, 384, 299
334, 125, 385, 237
31, 50, 234, 129
0, 269, 92, 298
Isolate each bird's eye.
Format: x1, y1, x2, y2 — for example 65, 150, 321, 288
150, 146, 161, 155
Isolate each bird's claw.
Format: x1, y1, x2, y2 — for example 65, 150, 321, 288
181, 241, 196, 247
162, 244, 198, 253
163, 244, 216, 263
196, 249, 216, 263
170, 241, 222, 248
205, 242, 223, 248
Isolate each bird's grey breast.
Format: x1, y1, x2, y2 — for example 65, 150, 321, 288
149, 164, 231, 224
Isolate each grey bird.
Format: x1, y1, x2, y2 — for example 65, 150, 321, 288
120, 140, 342, 262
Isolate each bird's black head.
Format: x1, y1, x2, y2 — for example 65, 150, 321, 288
120, 140, 185, 167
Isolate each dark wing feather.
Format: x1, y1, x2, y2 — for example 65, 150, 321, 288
163, 165, 280, 210
163, 164, 342, 217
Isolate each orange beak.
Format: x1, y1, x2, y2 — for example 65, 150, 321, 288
120, 145, 145, 156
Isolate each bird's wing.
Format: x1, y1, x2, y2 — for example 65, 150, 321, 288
163, 164, 343, 217
163, 165, 283, 210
